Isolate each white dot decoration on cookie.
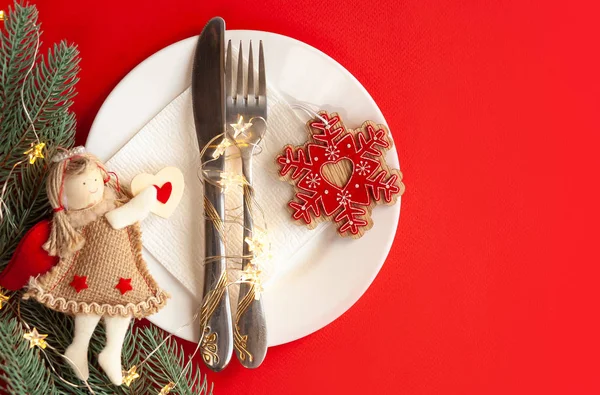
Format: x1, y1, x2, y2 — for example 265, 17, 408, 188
286, 159, 290, 164
314, 157, 318, 161
325, 189, 329, 194
347, 144, 351, 148
355, 184, 359, 188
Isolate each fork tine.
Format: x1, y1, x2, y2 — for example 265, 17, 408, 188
258, 40, 266, 98
246, 41, 254, 101
226, 40, 232, 100
236, 41, 244, 102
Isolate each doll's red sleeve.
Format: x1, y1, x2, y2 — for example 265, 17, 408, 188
0, 219, 59, 290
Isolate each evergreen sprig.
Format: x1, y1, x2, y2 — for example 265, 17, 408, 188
133, 325, 213, 395
0, 1, 79, 270
0, 310, 56, 394
0, 3, 213, 394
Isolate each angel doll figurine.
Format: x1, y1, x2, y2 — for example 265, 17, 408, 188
23, 147, 169, 385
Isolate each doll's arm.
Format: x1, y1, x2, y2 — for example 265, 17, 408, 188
105, 186, 157, 230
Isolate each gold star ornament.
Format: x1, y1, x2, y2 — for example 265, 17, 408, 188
241, 265, 264, 300
230, 116, 253, 138
0, 288, 9, 310
24, 142, 46, 164
218, 171, 247, 192
253, 281, 265, 300
23, 328, 48, 349
244, 229, 269, 257
241, 265, 262, 284
122, 365, 140, 387
159, 382, 176, 394
212, 137, 232, 159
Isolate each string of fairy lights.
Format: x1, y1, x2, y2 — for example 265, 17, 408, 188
0, 9, 271, 393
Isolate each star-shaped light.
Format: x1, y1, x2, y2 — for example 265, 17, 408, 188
212, 137, 232, 159
253, 280, 264, 301
23, 327, 48, 349
230, 116, 253, 138
241, 265, 262, 283
159, 382, 176, 394
0, 288, 10, 310
244, 229, 272, 271
24, 142, 45, 165
244, 229, 269, 257
241, 265, 264, 300
218, 171, 246, 192
122, 365, 140, 387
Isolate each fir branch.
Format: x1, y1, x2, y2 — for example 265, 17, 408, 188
0, 1, 79, 271
130, 325, 213, 395
0, 310, 56, 394
0, 3, 38, 122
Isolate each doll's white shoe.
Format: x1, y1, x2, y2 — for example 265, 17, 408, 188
63, 344, 90, 381
98, 347, 123, 386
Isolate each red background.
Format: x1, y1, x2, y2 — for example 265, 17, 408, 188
2, 0, 599, 394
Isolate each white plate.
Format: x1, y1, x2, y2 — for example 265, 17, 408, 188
87, 30, 401, 346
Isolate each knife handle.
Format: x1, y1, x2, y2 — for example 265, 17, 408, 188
234, 163, 268, 368
201, 181, 233, 372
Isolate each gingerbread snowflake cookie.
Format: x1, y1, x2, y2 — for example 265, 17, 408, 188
277, 111, 405, 238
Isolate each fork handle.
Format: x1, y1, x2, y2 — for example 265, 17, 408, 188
235, 154, 268, 368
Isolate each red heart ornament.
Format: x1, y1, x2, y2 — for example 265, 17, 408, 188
131, 167, 184, 218
153, 182, 173, 204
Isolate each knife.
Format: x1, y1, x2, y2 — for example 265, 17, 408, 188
192, 17, 233, 372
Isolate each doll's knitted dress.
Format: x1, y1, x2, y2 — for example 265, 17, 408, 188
24, 195, 168, 318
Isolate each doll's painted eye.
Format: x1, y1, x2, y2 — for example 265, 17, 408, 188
83, 182, 86, 185
94, 178, 97, 182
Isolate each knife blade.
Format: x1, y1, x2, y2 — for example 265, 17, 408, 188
192, 16, 233, 372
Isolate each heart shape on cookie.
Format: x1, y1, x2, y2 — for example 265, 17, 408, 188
154, 182, 172, 204
131, 167, 184, 218
321, 158, 353, 189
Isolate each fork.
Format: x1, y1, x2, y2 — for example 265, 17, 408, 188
226, 39, 268, 368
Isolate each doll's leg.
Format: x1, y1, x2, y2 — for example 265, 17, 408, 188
98, 315, 131, 385
64, 314, 102, 381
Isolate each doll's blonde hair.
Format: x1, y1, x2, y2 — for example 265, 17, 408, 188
43, 152, 129, 257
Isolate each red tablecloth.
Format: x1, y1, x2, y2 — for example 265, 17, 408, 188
3, 0, 598, 394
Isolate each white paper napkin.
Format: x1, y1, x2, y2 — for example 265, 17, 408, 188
107, 86, 327, 298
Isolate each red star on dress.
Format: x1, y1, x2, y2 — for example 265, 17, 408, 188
69, 275, 88, 293
115, 278, 133, 295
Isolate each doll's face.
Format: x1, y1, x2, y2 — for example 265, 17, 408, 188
63, 165, 105, 210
